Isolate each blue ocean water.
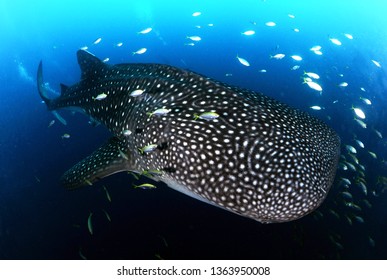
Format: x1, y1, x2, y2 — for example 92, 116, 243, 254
0, 0, 386, 259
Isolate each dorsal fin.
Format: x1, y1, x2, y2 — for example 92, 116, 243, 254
76, 49, 108, 82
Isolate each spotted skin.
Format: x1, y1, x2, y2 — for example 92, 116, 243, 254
37, 50, 340, 223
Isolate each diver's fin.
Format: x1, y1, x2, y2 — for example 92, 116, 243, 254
60, 137, 132, 190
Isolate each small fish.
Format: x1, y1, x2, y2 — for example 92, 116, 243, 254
341, 191, 353, 200
236, 55, 250, 67
34, 175, 41, 183
354, 118, 367, 128
304, 72, 320, 79
93, 93, 108, 101
310, 45, 321, 51
313, 210, 323, 220
344, 33, 353, 39
103, 186, 111, 202
354, 215, 364, 223
291, 55, 302, 61
368, 151, 377, 159
141, 169, 163, 177
291, 65, 300, 71
265, 21, 276, 27
194, 111, 220, 120
103, 209, 111, 222
304, 80, 322, 92
313, 50, 323, 55
133, 183, 157, 189
61, 133, 70, 139
310, 106, 322, 110
80, 46, 88, 51
362, 199, 372, 209
293, 28, 300, 32
369, 236, 375, 247
352, 107, 365, 119
130, 89, 144, 97
346, 162, 356, 172
355, 139, 364, 148
138, 27, 152, 34
304, 77, 312, 83
338, 82, 348, 87
357, 176, 366, 183
129, 172, 140, 180
192, 11, 201, 17
93, 38, 102, 45
358, 168, 366, 177
122, 130, 132, 136
346, 202, 362, 211
116, 42, 123, 47
48, 120, 55, 128
184, 42, 195, 46
187, 36, 201, 41
345, 145, 357, 154
360, 97, 371, 105
132, 48, 147, 55
338, 162, 348, 170
102, 58, 110, 63
158, 235, 169, 248
84, 179, 93, 186
340, 177, 351, 185
345, 215, 353, 226
138, 144, 158, 154
259, 69, 267, 73
79, 248, 87, 260
357, 181, 368, 196
87, 212, 93, 235
270, 54, 285, 59
373, 129, 382, 139
347, 153, 359, 165
242, 30, 255, 36
288, 14, 295, 18
328, 209, 340, 220
147, 108, 171, 117
360, 87, 366, 92
371, 60, 381, 68
118, 149, 128, 160
329, 38, 342, 46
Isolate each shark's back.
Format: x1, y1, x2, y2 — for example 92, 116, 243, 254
38, 50, 340, 223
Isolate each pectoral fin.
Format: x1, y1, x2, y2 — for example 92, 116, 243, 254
61, 137, 132, 189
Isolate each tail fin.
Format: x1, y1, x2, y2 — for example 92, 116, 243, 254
37, 61, 52, 108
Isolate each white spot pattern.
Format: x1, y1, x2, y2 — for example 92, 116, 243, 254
51, 50, 340, 223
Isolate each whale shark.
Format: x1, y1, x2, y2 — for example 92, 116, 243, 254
37, 50, 340, 223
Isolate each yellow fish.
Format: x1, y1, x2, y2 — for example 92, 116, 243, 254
103, 209, 111, 222
103, 186, 111, 202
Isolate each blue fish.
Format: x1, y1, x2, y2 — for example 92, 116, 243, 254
37, 50, 340, 223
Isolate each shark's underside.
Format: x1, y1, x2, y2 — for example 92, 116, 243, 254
37, 50, 340, 223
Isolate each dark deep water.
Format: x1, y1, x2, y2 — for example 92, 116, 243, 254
0, 0, 386, 259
